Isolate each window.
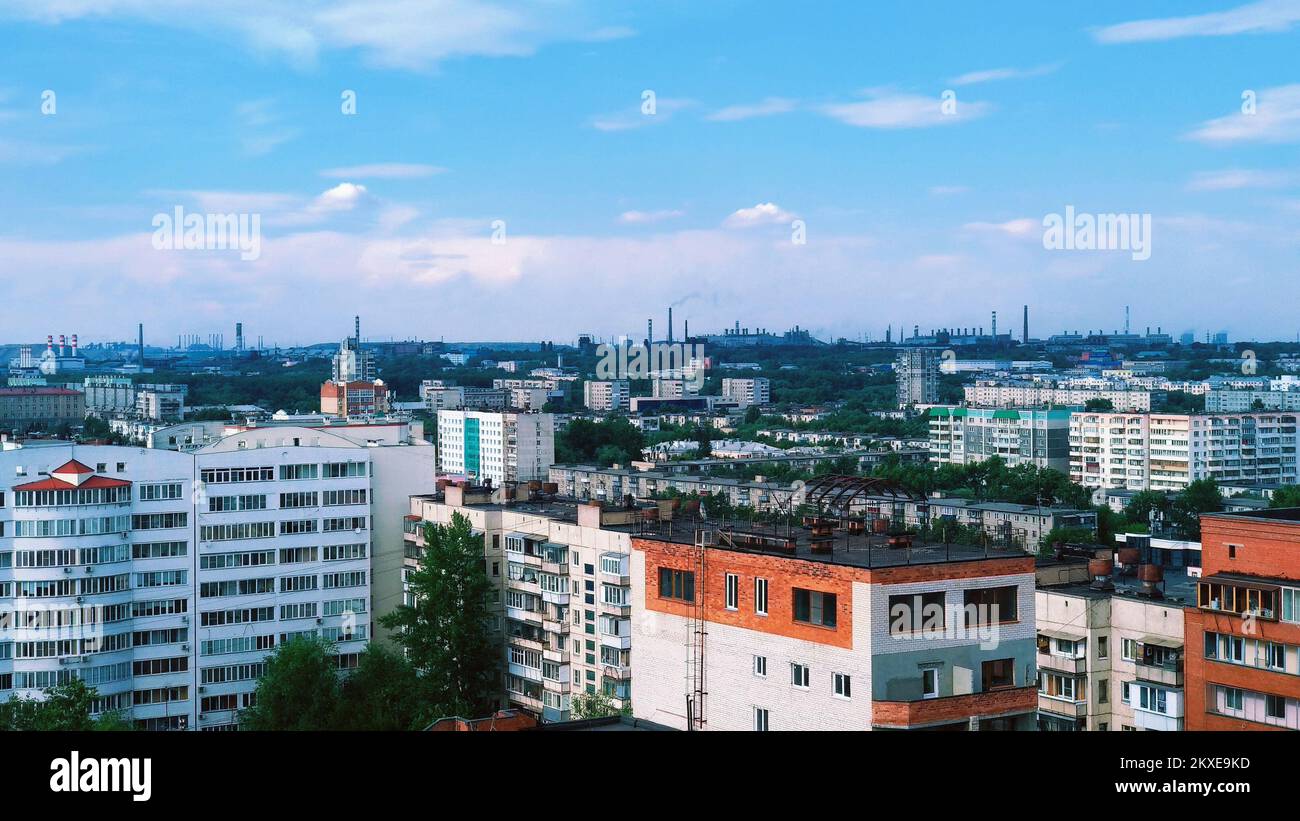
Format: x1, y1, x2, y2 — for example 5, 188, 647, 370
790, 662, 809, 689
1266, 642, 1286, 671
889, 591, 945, 635
1224, 688, 1243, 711
725, 573, 739, 610
753, 707, 769, 732
1097, 680, 1109, 704
833, 672, 851, 699
1097, 636, 1108, 660
1121, 638, 1138, 661
792, 588, 837, 628
963, 585, 1017, 625
754, 578, 768, 615
921, 667, 939, 699
981, 658, 1014, 690
657, 568, 694, 602
1121, 681, 1131, 704
1266, 694, 1286, 719
753, 655, 767, 677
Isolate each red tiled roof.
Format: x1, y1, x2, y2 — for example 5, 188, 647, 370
54, 459, 95, 475
13, 474, 131, 492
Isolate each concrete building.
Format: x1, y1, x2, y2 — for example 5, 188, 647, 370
896, 348, 939, 409
0, 387, 86, 431
0, 427, 435, 730
1205, 389, 1300, 413
549, 464, 807, 513
320, 380, 391, 417
83, 376, 136, 417
1185, 509, 1300, 730
405, 488, 637, 721
437, 411, 555, 485
629, 525, 1039, 730
964, 381, 1156, 412
928, 407, 1072, 472
135, 384, 188, 422
721, 377, 771, 409
583, 380, 630, 413
651, 379, 699, 400
1069, 411, 1299, 493
1036, 555, 1189, 731
332, 320, 376, 383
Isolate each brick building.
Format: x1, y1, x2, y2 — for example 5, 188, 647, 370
629, 524, 1039, 731
1185, 509, 1300, 730
0, 386, 85, 431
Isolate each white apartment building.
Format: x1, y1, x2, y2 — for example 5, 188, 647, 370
583, 380, 630, 413
135, 385, 187, 422
419, 382, 465, 412
437, 411, 555, 486
896, 349, 939, 408
1205, 389, 1300, 413
1069, 411, 1299, 493
83, 376, 135, 416
0, 427, 435, 730
508, 388, 551, 411
928, 407, 1073, 472
964, 382, 1155, 412
651, 379, 698, 399
406, 489, 636, 721
720, 377, 771, 409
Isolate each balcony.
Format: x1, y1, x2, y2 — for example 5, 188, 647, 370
603, 663, 632, 681
1037, 695, 1088, 719
1036, 652, 1087, 675
872, 686, 1038, 730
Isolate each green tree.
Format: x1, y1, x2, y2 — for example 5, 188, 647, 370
1270, 485, 1300, 509
334, 644, 431, 730
1170, 478, 1222, 539
239, 636, 342, 730
571, 691, 620, 720
0, 679, 133, 731
1084, 398, 1115, 411
379, 513, 499, 718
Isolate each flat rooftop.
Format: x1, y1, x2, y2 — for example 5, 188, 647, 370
1203, 507, 1300, 523
1038, 559, 1198, 606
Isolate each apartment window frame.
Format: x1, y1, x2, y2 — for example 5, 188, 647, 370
725, 573, 739, 611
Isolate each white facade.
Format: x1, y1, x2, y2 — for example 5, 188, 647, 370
583, 380, 630, 412
1069, 411, 1299, 492
0, 427, 435, 730
964, 382, 1154, 412
721, 377, 771, 409
436, 410, 555, 485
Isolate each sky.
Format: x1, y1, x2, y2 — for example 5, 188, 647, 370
0, 0, 1297, 347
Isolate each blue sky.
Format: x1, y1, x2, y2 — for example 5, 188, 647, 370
0, 0, 1297, 346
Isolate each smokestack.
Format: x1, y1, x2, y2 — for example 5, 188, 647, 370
668, 307, 673, 344
354, 315, 360, 344
1023, 305, 1028, 344
684, 319, 689, 340
58, 334, 66, 356
236, 322, 243, 351
71, 335, 78, 357
1125, 305, 1131, 335
991, 311, 997, 340
46, 335, 53, 354
139, 324, 145, 364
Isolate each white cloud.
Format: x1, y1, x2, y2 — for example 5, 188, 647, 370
619, 209, 685, 224
962, 218, 1040, 238
929, 185, 970, 196
820, 91, 990, 129
948, 63, 1061, 86
235, 98, 297, 156
1186, 169, 1295, 191
724, 202, 796, 228
706, 97, 798, 122
0, 0, 636, 71
589, 98, 696, 131
1093, 0, 1300, 43
1186, 84, 1300, 144
320, 163, 446, 179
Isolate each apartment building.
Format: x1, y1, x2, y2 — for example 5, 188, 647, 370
0, 386, 86, 431
83, 376, 135, 416
437, 410, 555, 486
320, 380, 391, 417
1069, 411, 1299, 493
651, 379, 699, 399
507, 388, 551, 411
405, 487, 636, 721
1205, 389, 1300, 413
583, 380, 630, 413
1185, 509, 1300, 730
928, 407, 1072, 472
0, 427, 435, 730
964, 382, 1156, 412
1036, 557, 1188, 731
896, 349, 939, 408
721, 377, 771, 409
135, 385, 188, 422
549, 464, 806, 513
629, 525, 1039, 730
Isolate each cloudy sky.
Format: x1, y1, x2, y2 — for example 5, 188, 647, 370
0, 0, 1297, 346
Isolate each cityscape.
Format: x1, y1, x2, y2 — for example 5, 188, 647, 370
1, 0, 1298, 798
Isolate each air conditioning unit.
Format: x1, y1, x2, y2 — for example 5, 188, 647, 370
181, 644, 191, 652
63, 567, 72, 574
316, 618, 323, 624
85, 567, 94, 574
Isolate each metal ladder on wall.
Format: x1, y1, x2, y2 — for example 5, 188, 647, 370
685, 529, 711, 730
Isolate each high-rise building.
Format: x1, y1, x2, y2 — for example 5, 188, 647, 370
928, 407, 1072, 471
1185, 509, 1300, 730
583, 380, 630, 412
436, 411, 555, 485
720, 377, 771, 409
896, 349, 939, 408
0, 427, 435, 730
1069, 411, 1300, 493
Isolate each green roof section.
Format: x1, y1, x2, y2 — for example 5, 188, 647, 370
992, 409, 1021, 420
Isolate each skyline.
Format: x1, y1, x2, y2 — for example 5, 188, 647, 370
1, 1, 1298, 342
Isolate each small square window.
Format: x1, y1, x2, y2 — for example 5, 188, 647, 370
790, 662, 809, 689
834, 672, 851, 699
753, 655, 767, 677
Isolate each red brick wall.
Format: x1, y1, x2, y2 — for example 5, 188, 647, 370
872, 686, 1038, 728
1201, 515, 1300, 580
